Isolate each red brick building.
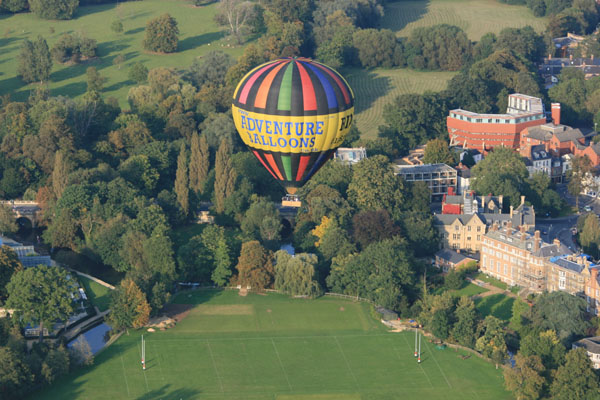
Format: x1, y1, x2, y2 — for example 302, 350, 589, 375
447, 94, 546, 152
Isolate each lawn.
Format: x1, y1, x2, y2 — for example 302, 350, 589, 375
0, 0, 246, 106
475, 294, 515, 321
473, 272, 508, 291
450, 282, 489, 297
78, 274, 112, 312
381, 0, 548, 40
34, 290, 511, 399
344, 67, 456, 139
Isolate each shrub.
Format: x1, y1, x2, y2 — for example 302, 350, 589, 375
29, 0, 79, 20
143, 13, 179, 53
51, 33, 97, 63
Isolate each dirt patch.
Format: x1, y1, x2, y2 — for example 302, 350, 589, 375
193, 304, 254, 315
160, 303, 194, 322
339, 307, 345, 311
266, 309, 272, 313
239, 288, 248, 297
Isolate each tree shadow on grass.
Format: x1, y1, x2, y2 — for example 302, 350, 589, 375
74, 3, 117, 18
97, 40, 131, 57
50, 63, 88, 83
178, 31, 225, 52
0, 36, 19, 49
342, 68, 391, 115
53, 81, 87, 98
126, 27, 145, 35
0, 75, 26, 98
382, 0, 430, 34
136, 385, 201, 400
104, 79, 134, 92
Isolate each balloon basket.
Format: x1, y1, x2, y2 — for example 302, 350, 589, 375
281, 194, 301, 208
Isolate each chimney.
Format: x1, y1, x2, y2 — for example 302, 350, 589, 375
591, 267, 598, 285
520, 225, 526, 241
548, 53, 552, 61
533, 230, 541, 252
570, 54, 573, 61
553, 238, 560, 247
507, 221, 513, 231
520, 195, 526, 206
510, 205, 514, 218
552, 103, 561, 125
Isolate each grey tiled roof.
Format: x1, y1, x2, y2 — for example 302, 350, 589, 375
574, 337, 600, 355
436, 249, 476, 265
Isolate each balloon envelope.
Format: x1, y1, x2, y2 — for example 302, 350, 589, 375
232, 57, 354, 194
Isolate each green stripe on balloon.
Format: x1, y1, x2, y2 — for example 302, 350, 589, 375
281, 155, 292, 181
277, 62, 293, 111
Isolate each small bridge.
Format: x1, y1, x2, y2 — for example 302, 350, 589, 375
0, 200, 41, 228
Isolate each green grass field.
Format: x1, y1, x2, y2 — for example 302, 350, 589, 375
473, 273, 509, 291
344, 67, 456, 139
78, 275, 112, 312
475, 294, 515, 321
34, 290, 511, 399
0, 0, 245, 105
450, 282, 489, 298
381, 0, 548, 40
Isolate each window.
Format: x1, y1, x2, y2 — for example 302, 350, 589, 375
468, 226, 471, 232
477, 226, 481, 232
467, 236, 471, 241
455, 225, 459, 231
477, 235, 481, 241
504, 264, 507, 275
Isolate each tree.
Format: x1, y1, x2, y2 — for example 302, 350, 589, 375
567, 155, 593, 209
494, 26, 546, 63
52, 150, 70, 199
347, 155, 405, 220
29, 0, 79, 19
41, 345, 70, 384
0, 0, 28, 12
527, 291, 590, 346
352, 209, 399, 250
444, 269, 463, 290
406, 24, 472, 71
69, 336, 94, 366
471, 147, 529, 207
0, 205, 18, 237
504, 354, 545, 400
235, 240, 274, 291
476, 315, 507, 369
111, 20, 124, 33
215, 0, 258, 44
143, 14, 179, 53
17, 36, 52, 83
189, 133, 210, 195
174, 143, 189, 216
550, 347, 600, 400
6, 266, 75, 342
113, 54, 126, 69
431, 308, 450, 340
107, 278, 151, 332
0, 246, 22, 301
451, 296, 478, 348
352, 28, 402, 68
274, 250, 321, 297
214, 139, 237, 213
211, 237, 233, 286
128, 62, 149, 84
580, 213, 600, 259
86, 67, 106, 94
241, 197, 282, 244
0, 347, 33, 399
185, 51, 234, 90
520, 330, 566, 372
423, 138, 455, 165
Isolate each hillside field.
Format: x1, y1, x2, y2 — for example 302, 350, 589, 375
381, 0, 548, 40
0, 0, 245, 105
344, 68, 456, 139
33, 290, 511, 400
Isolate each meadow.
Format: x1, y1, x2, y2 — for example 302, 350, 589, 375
381, 0, 548, 40
344, 68, 456, 139
78, 275, 112, 312
0, 0, 245, 105
33, 290, 511, 400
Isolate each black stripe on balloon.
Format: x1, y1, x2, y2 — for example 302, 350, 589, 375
302, 63, 329, 115
265, 64, 287, 115
243, 62, 280, 110
319, 66, 346, 114
290, 61, 305, 117
295, 152, 321, 182
304, 149, 335, 182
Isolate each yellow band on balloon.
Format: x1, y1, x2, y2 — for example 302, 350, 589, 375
232, 105, 354, 154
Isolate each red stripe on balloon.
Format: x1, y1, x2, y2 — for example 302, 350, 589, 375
296, 155, 311, 181
296, 61, 317, 111
264, 153, 284, 180
314, 63, 351, 105
254, 61, 288, 109
239, 61, 283, 105
252, 151, 278, 180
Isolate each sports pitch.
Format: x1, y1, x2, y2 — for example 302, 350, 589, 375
34, 290, 511, 399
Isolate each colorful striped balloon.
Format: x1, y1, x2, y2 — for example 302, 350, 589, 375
232, 57, 355, 194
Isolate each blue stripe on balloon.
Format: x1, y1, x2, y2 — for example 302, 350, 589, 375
306, 63, 338, 109
304, 151, 333, 182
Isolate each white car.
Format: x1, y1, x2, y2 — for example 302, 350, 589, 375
584, 205, 593, 212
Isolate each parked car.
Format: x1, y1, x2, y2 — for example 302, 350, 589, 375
584, 205, 593, 212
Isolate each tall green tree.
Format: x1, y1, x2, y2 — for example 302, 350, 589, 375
579, 213, 600, 259
6, 266, 75, 342
471, 147, 528, 207
520, 330, 566, 373
475, 315, 507, 369
451, 296, 478, 348
86, 66, 106, 94
0, 205, 18, 237
143, 13, 179, 53
0, 347, 33, 399
550, 347, 600, 400
423, 138, 455, 165
274, 250, 321, 297
107, 278, 151, 332
17, 36, 52, 83
567, 154, 593, 210
174, 142, 189, 216
211, 237, 233, 287
189, 132, 209, 195
29, 0, 79, 19
0, 246, 22, 301
52, 150, 70, 199
504, 354, 545, 400
214, 139, 237, 213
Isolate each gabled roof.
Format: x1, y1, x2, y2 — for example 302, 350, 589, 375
555, 128, 584, 142
435, 249, 477, 265
574, 337, 600, 355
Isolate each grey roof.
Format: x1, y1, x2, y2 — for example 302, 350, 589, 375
434, 214, 482, 226
525, 126, 553, 141
534, 243, 573, 258
445, 195, 463, 205
531, 145, 551, 160
555, 128, 584, 142
485, 226, 569, 256
574, 337, 600, 355
551, 257, 587, 273
394, 163, 456, 174
435, 204, 535, 228
436, 249, 476, 265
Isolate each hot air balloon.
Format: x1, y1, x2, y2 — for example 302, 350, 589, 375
232, 57, 354, 199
